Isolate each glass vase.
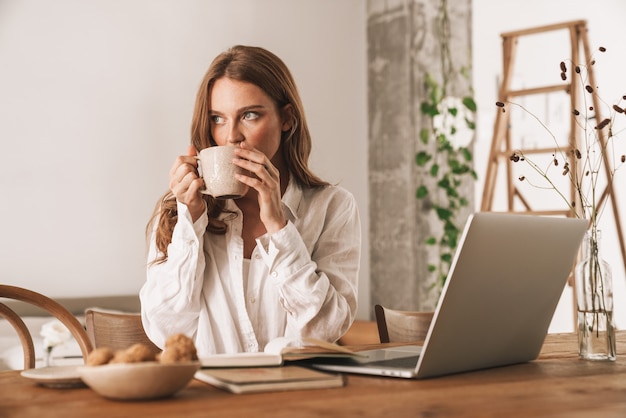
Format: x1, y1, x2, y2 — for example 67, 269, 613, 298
574, 229, 616, 361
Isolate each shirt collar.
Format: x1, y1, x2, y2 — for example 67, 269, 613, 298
281, 177, 302, 221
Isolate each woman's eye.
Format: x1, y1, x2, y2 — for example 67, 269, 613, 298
211, 115, 225, 124
242, 111, 259, 121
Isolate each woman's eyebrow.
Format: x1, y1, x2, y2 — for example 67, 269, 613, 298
238, 104, 266, 113
210, 104, 267, 115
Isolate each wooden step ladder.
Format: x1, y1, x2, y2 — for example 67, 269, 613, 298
480, 19, 626, 275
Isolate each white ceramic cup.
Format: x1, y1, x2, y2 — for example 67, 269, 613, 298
195, 145, 249, 199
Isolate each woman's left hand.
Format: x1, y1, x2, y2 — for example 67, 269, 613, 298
233, 142, 287, 234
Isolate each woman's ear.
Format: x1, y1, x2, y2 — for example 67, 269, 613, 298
280, 104, 295, 132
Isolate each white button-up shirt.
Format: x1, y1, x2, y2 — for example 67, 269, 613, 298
140, 179, 361, 356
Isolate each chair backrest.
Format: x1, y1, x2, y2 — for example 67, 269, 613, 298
337, 320, 379, 346
374, 304, 434, 343
0, 284, 93, 369
84, 309, 161, 355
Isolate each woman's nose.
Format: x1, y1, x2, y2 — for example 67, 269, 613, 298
226, 122, 244, 145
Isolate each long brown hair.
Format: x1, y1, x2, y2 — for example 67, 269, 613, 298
148, 45, 328, 263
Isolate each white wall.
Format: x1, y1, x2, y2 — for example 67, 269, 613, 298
0, 0, 370, 317
473, 0, 626, 332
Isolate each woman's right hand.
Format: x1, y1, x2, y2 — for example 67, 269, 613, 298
169, 145, 206, 222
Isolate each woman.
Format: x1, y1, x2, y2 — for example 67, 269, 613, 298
140, 45, 361, 356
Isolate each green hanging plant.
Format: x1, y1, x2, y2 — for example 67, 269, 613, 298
416, 0, 477, 290
417, 75, 477, 288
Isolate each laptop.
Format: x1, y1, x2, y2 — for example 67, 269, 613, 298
309, 212, 588, 379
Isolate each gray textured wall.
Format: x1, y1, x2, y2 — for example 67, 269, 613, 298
367, 0, 474, 314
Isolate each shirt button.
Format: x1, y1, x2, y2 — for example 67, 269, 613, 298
255, 254, 261, 259
250, 297, 256, 304
271, 271, 278, 278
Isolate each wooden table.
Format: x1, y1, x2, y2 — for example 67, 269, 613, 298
2, 332, 626, 418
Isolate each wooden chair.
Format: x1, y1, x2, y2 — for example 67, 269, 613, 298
337, 320, 380, 346
374, 304, 434, 343
84, 309, 161, 355
0, 284, 93, 369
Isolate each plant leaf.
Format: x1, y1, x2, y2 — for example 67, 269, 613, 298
421, 102, 439, 117
419, 128, 430, 144
460, 147, 473, 161
436, 207, 453, 221
462, 96, 477, 112
415, 151, 431, 167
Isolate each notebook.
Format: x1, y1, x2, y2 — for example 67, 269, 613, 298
309, 212, 588, 379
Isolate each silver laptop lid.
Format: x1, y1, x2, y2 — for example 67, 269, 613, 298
415, 212, 587, 378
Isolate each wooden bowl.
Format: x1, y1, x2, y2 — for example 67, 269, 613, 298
78, 361, 200, 401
